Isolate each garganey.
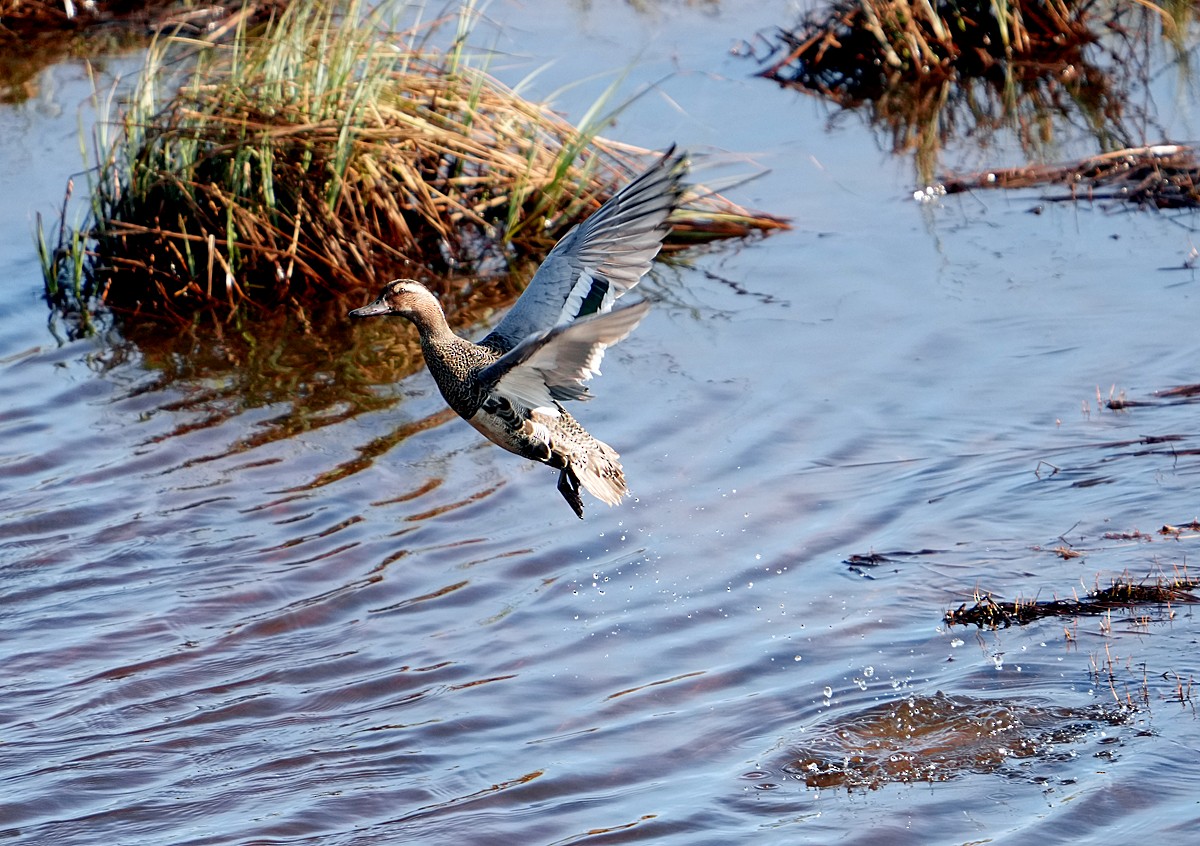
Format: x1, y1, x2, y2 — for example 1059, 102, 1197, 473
349, 148, 686, 518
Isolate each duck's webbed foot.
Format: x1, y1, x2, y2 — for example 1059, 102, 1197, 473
557, 467, 585, 519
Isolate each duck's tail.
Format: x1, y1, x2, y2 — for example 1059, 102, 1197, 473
577, 438, 627, 507
556, 437, 628, 518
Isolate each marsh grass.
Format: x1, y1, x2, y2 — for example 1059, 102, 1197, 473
40, 0, 786, 326
758, 0, 1106, 93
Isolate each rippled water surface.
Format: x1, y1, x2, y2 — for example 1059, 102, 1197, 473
5, 2, 1200, 844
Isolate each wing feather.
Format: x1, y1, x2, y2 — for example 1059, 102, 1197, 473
478, 300, 652, 413
481, 147, 685, 353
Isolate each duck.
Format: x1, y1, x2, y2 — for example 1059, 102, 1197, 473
349, 147, 687, 518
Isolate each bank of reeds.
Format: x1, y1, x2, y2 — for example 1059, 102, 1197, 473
39, 0, 787, 325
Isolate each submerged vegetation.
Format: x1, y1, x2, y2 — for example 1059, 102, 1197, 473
38, 0, 786, 327
774, 692, 1130, 790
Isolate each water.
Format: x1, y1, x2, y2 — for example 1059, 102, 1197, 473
4, 1, 1200, 843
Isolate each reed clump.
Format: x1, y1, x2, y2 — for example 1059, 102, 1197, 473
745, 0, 1172, 178
40, 0, 787, 324
759, 0, 1102, 95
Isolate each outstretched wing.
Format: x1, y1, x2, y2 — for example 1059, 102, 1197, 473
480, 147, 685, 353
477, 299, 652, 413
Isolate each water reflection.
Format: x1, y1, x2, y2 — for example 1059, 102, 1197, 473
67, 269, 534, 475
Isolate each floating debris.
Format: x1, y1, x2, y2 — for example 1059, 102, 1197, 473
843, 548, 943, 578
930, 145, 1200, 208
1160, 520, 1200, 538
945, 573, 1200, 629
1158, 384, 1200, 399
1101, 529, 1153, 541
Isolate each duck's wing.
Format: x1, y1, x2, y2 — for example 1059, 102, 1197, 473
480, 147, 685, 353
477, 299, 652, 413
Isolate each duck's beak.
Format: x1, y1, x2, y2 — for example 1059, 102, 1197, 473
348, 297, 391, 318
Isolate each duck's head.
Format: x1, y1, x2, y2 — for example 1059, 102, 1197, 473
348, 279, 443, 321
